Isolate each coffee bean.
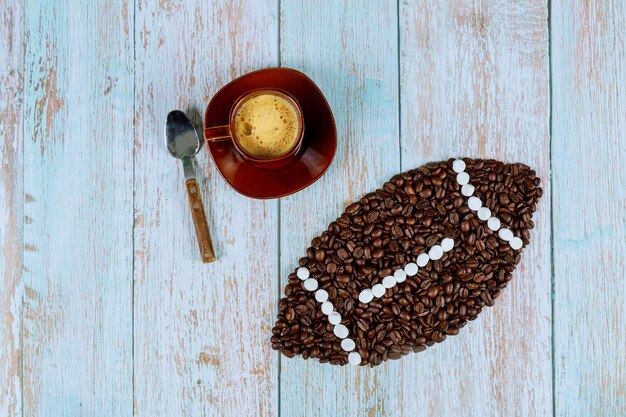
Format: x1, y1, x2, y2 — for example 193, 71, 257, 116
336, 273, 351, 285
419, 187, 432, 198
446, 326, 460, 335
345, 202, 360, 215
366, 211, 380, 223
363, 223, 375, 235
427, 285, 440, 298
328, 286, 337, 300
357, 319, 369, 331
295, 305, 308, 315
435, 295, 445, 308
378, 268, 392, 278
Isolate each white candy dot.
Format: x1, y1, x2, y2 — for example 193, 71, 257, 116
452, 159, 466, 173
487, 217, 501, 231
498, 228, 514, 241
382, 275, 397, 288
461, 184, 475, 197
358, 289, 374, 304
303, 278, 318, 291
315, 289, 329, 303
296, 267, 309, 280
372, 284, 386, 298
428, 245, 444, 261
468, 196, 482, 211
348, 351, 362, 365
477, 207, 491, 221
393, 269, 407, 283
341, 338, 356, 352
328, 312, 342, 325
456, 172, 470, 185
416, 253, 430, 267
441, 237, 455, 252
321, 301, 333, 315
404, 262, 418, 276
333, 324, 349, 339
509, 237, 523, 250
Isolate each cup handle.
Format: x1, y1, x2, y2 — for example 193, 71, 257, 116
205, 125, 232, 142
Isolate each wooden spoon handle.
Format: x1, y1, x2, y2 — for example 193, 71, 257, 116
185, 178, 216, 263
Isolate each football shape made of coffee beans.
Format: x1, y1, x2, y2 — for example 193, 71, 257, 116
271, 158, 542, 366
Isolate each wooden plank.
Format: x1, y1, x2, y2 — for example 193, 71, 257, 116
552, 1, 626, 416
21, 0, 134, 415
0, 1, 24, 415
399, 2, 552, 416
279, 1, 401, 415
133, 1, 279, 416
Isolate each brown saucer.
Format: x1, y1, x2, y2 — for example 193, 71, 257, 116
204, 68, 337, 199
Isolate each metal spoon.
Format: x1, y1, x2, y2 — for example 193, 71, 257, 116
165, 110, 216, 263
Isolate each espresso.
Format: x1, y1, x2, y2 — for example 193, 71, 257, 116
234, 94, 300, 158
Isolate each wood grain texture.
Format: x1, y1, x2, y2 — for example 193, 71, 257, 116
400, 2, 551, 416
0, 1, 24, 416
133, 1, 279, 416
279, 1, 401, 415
21, 0, 134, 415
185, 178, 216, 263
552, 1, 626, 416
4, 0, 626, 415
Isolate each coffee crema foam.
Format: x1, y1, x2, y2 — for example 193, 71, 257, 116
234, 94, 300, 158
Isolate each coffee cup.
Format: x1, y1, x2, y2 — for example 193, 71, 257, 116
204, 88, 305, 168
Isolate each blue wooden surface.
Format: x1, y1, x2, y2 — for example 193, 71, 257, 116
21, 0, 134, 415
398, 2, 552, 416
280, 1, 402, 416
0, 2, 24, 416
0, 0, 624, 416
133, 1, 279, 416
552, 1, 626, 416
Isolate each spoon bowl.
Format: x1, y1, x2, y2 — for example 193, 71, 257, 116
165, 110, 201, 159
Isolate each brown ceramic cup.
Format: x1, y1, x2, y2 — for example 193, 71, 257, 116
204, 88, 305, 168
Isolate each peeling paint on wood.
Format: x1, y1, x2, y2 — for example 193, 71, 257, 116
133, 1, 279, 416
1, 0, 625, 416
21, 0, 134, 415
0, 1, 24, 416
280, 1, 402, 416
398, 2, 552, 416
552, 1, 626, 416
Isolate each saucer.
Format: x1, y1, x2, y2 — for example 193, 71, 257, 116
203, 68, 337, 199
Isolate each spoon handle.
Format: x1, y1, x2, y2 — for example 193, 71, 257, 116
185, 178, 216, 263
